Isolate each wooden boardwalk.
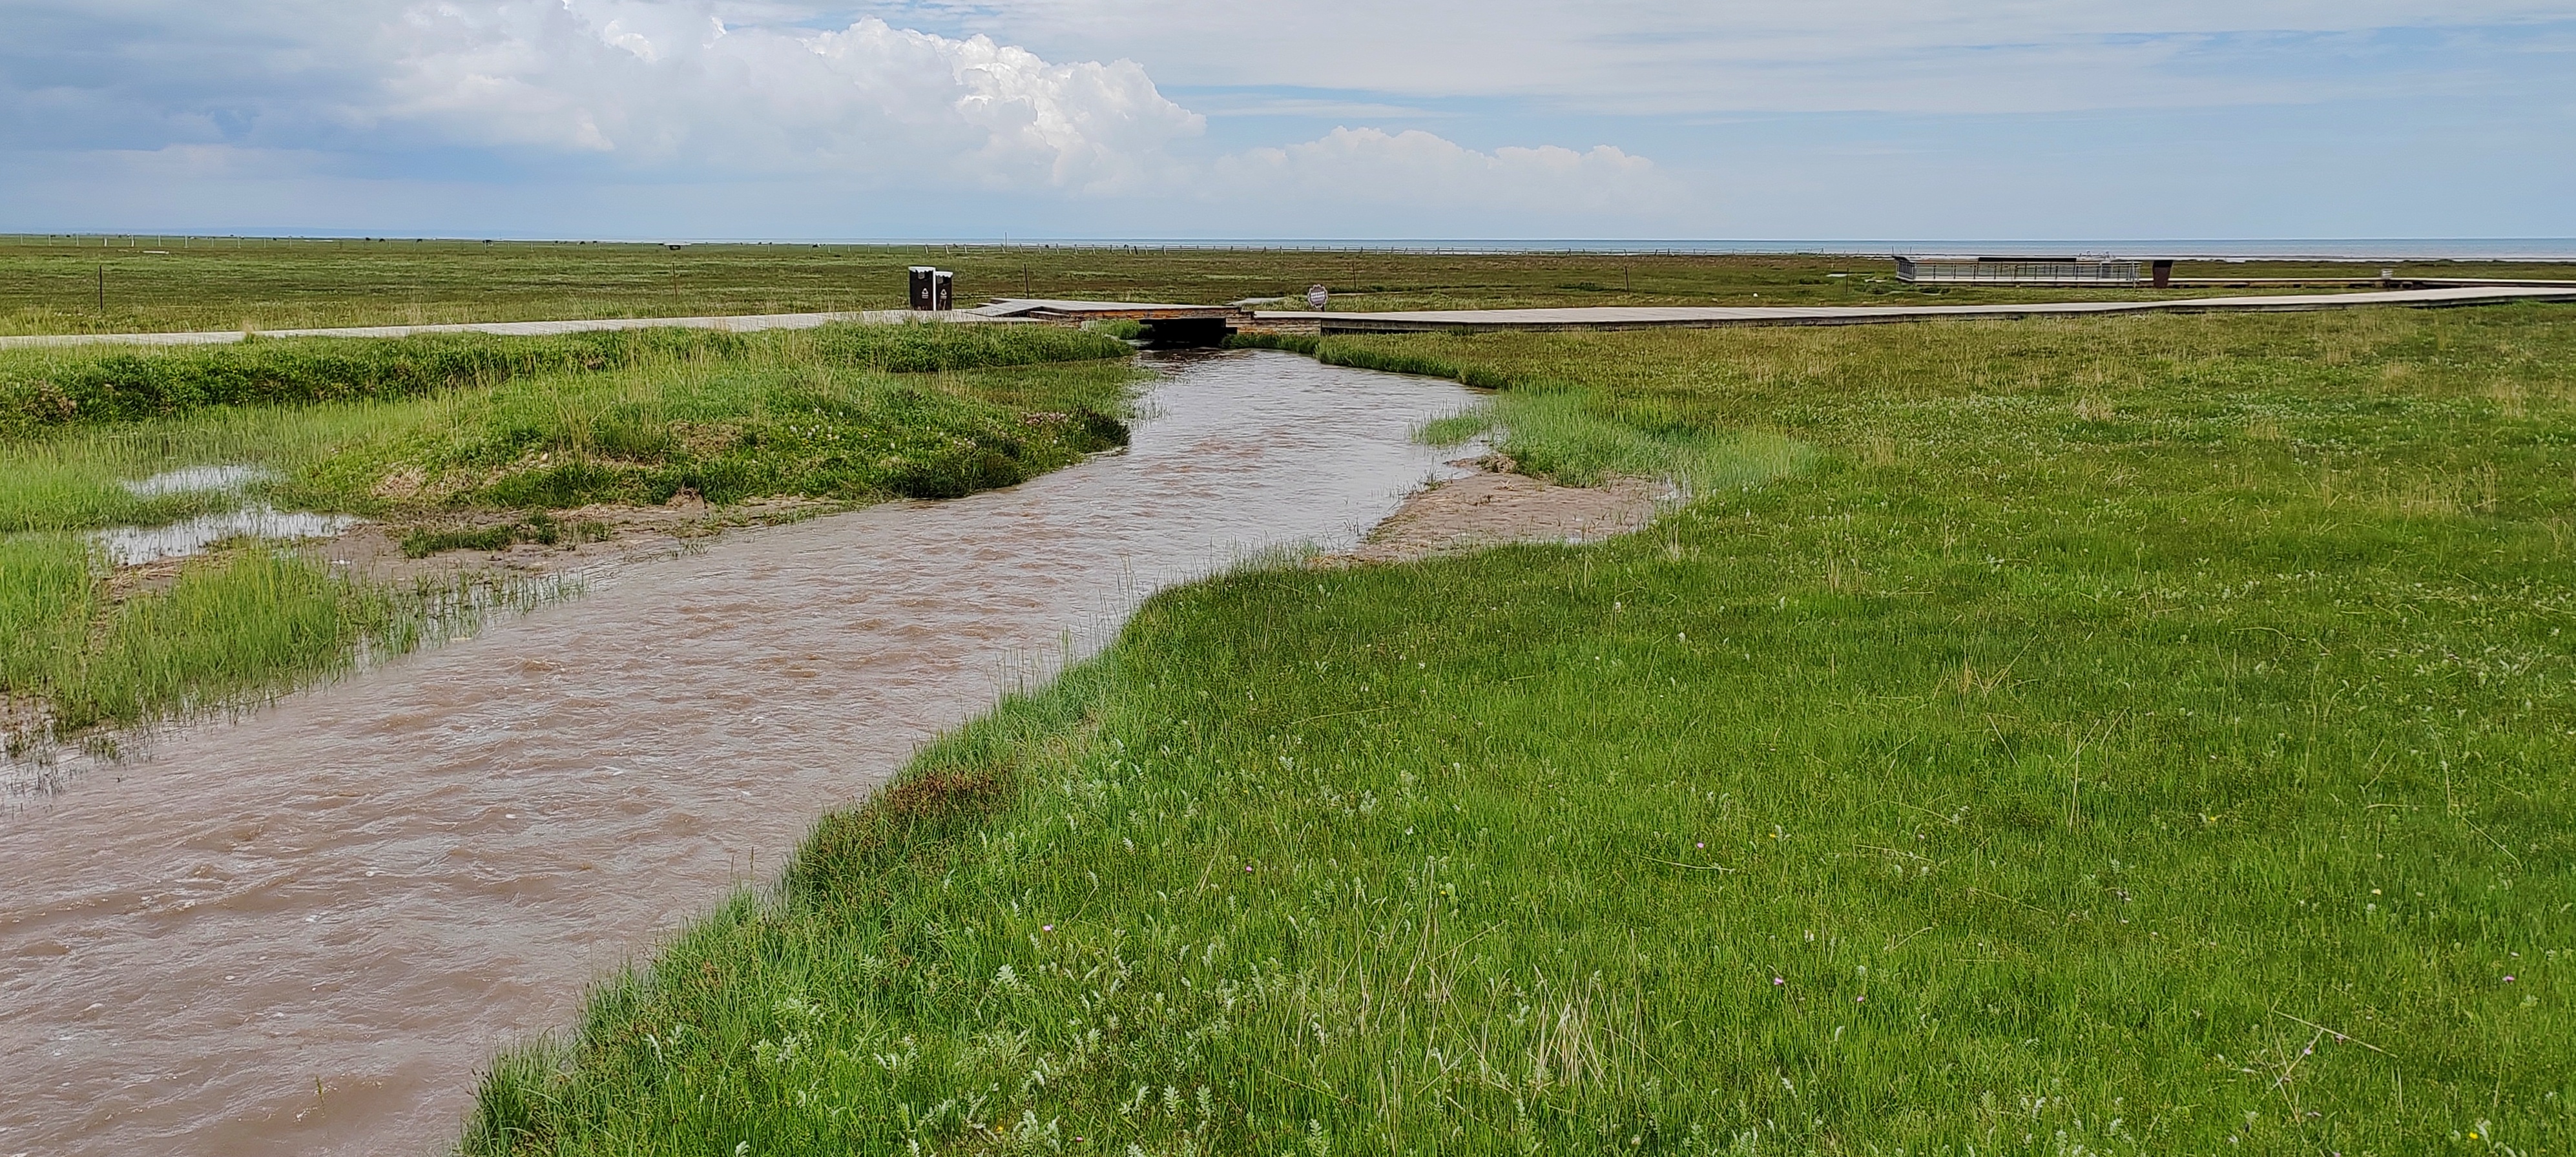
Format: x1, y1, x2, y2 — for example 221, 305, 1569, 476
1251, 285, 2576, 335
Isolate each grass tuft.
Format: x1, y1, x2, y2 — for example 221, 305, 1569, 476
18, 549, 395, 734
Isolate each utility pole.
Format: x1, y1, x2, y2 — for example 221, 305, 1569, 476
98, 264, 106, 312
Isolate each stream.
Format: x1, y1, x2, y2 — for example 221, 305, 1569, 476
0, 350, 1478, 1155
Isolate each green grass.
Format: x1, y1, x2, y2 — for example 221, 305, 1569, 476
0, 538, 425, 738
473, 303, 2576, 1155
0, 324, 1134, 527
0, 322, 1131, 435
0, 322, 1137, 742
14, 237, 2567, 337
1234, 331, 1813, 494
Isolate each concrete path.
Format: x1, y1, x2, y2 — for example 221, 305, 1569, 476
1252, 285, 2576, 334
0, 309, 968, 350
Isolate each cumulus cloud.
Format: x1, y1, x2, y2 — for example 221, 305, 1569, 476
358, 1, 1678, 215
374, 0, 1205, 191
0, 0, 1696, 233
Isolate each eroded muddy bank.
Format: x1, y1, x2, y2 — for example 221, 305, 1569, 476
0, 351, 1486, 1156
1333, 454, 1674, 564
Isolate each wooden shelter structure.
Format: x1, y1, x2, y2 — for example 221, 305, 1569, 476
1896, 256, 2171, 287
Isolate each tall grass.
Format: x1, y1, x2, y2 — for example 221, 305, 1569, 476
1, 543, 410, 736
0, 457, 243, 534
0, 323, 1130, 435
477, 304, 2576, 1155
61, 550, 393, 731
0, 324, 1138, 536
386, 358, 1133, 509
0, 536, 92, 711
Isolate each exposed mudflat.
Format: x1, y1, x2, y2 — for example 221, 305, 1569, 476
1335, 455, 1672, 564
101, 496, 841, 600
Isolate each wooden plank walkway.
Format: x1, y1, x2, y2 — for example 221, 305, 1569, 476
1251, 285, 2576, 335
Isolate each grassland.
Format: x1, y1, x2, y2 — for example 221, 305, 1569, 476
11, 236, 2573, 337
0, 323, 1134, 740
472, 302, 2576, 1155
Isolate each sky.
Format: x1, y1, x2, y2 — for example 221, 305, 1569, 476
1, 0, 2570, 240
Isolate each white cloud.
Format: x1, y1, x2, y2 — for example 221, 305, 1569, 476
849, 0, 2576, 114
373, 1, 1206, 191
42, 1, 2566, 238
340, 1, 1683, 223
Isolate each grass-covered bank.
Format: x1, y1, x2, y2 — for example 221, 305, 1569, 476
0, 540, 496, 742
477, 304, 2574, 1155
1, 324, 1135, 742
0, 322, 1127, 436
1228, 331, 1812, 494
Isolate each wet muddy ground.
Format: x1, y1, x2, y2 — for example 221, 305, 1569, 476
1335, 455, 1673, 564
98, 495, 836, 602
0, 351, 1488, 1156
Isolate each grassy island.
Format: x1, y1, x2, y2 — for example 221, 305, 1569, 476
0, 323, 1134, 740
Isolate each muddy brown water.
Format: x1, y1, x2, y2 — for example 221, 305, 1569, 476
0, 351, 1479, 1156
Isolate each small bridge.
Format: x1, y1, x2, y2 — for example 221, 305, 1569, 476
969, 299, 1250, 345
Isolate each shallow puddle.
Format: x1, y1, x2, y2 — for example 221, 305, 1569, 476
119, 464, 268, 498
94, 464, 357, 566
0, 351, 1478, 1156
92, 505, 359, 566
